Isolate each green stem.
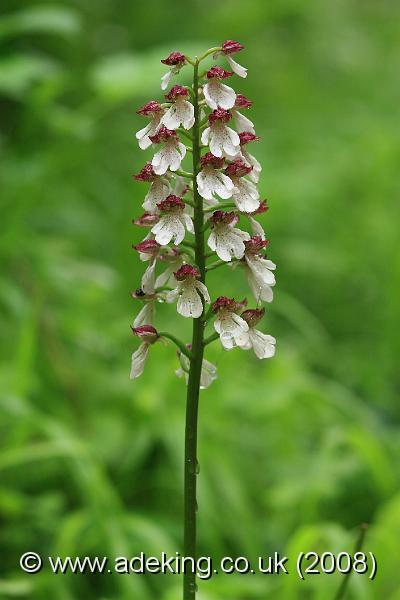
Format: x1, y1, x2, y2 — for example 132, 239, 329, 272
206, 259, 227, 272
203, 202, 236, 214
197, 47, 222, 62
158, 332, 192, 358
183, 57, 205, 600
175, 168, 193, 178
334, 523, 368, 600
203, 332, 219, 346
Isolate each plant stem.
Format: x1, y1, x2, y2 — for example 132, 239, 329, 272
158, 332, 192, 358
203, 332, 219, 346
334, 523, 368, 600
204, 202, 236, 214
206, 259, 227, 272
183, 57, 205, 600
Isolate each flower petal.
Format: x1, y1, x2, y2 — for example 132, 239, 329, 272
130, 343, 149, 379
226, 55, 247, 78
177, 285, 203, 318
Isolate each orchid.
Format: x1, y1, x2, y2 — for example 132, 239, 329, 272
201, 109, 240, 158
130, 41, 276, 600
166, 265, 210, 318
208, 210, 250, 261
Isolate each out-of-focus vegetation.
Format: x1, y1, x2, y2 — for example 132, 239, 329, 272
1, 1, 399, 598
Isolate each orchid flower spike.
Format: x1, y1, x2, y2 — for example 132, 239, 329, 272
131, 40, 276, 387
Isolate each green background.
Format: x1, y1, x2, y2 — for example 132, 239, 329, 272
1, 1, 399, 598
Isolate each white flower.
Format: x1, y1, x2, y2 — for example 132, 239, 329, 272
241, 308, 276, 359
225, 158, 260, 212
196, 153, 234, 200
130, 325, 158, 379
201, 109, 240, 158
176, 352, 217, 389
212, 296, 249, 349
232, 179, 260, 213
203, 66, 236, 110
150, 127, 186, 175
134, 162, 171, 211
243, 236, 276, 302
135, 101, 164, 150
208, 210, 250, 262
166, 265, 210, 318
151, 195, 193, 246
214, 40, 247, 78
161, 85, 194, 130
160, 51, 187, 90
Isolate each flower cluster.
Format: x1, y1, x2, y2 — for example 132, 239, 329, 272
130, 41, 276, 385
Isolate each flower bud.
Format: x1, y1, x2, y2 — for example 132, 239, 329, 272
200, 153, 225, 169
134, 162, 156, 182
206, 66, 233, 79
208, 108, 232, 125
241, 308, 265, 328
149, 126, 178, 144
165, 84, 190, 101
239, 131, 260, 145
174, 264, 200, 281
131, 325, 159, 343
221, 40, 245, 55
157, 194, 185, 213
224, 158, 253, 178
235, 94, 253, 109
161, 51, 186, 66
137, 101, 162, 116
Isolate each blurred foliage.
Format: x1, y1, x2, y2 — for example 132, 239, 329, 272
0, 0, 399, 598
